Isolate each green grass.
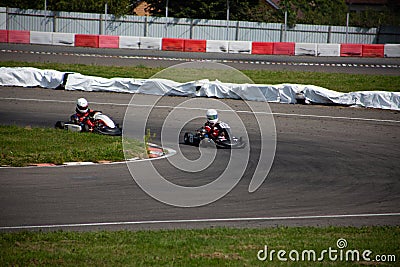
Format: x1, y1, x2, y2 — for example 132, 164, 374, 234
0, 125, 146, 167
0, 226, 399, 266
1, 61, 399, 93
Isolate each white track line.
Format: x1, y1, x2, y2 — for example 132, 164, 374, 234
1, 213, 399, 230
1, 97, 400, 124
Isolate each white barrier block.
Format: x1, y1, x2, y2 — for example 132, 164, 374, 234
139, 37, 161, 50
119, 36, 141, 49
317, 43, 340, 57
206, 40, 229, 53
30, 31, 52, 45
52, 32, 74, 46
384, 44, 400, 58
295, 43, 317, 56
228, 41, 252, 54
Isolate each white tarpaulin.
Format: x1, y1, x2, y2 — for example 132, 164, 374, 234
0, 67, 65, 89
1, 67, 399, 111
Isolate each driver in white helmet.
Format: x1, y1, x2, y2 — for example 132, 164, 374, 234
70, 98, 95, 131
203, 109, 227, 140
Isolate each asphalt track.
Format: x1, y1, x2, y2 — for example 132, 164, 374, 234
1, 43, 400, 75
0, 44, 399, 231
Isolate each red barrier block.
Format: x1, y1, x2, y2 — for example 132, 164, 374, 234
0, 30, 8, 43
273, 42, 295, 55
362, 44, 384, 58
340, 44, 362, 57
184, 39, 206, 52
252, 42, 274, 55
75, 34, 99, 48
8, 30, 30, 44
162, 38, 184, 51
99, 35, 119, 48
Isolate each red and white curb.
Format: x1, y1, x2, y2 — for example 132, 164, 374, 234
0, 143, 176, 169
146, 143, 165, 158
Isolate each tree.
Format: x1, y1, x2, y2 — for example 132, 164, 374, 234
141, 0, 263, 21
0, 0, 132, 17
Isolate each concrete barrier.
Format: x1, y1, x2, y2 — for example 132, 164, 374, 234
184, 39, 206, 52
99, 35, 119, 49
139, 37, 162, 50
206, 40, 229, 53
340, 44, 362, 57
119, 36, 141, 49
8, 30, 30, 44
252, 42, 274, 55
273, 42, 295, 55
52, 32, 74, 46
228, 41, 252, 54
384, 44, 400, 57
317, 44, 340, 57
75, 34, 99, 48
295, 43, 317, 56
30, 31, 53, 45
162, 38, 184, 51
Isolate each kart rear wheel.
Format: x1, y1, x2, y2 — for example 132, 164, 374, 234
55, 121, 65, 129
184, 133, 190, 144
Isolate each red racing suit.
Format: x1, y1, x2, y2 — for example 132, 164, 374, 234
70, 109, 96, 131
203, 121, 227, 140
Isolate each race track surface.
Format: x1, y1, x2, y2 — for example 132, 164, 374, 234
0, 45, 399, 231
0, 86, 399, 231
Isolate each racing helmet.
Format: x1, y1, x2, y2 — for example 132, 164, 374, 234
206, 109, 218, 124
76, 97, 89, 114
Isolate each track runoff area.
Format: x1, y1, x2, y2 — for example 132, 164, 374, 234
0, 46, 399, 231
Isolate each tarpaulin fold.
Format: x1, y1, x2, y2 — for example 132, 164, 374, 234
1, 67, 399, 111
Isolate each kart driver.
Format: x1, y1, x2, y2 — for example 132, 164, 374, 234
70, 98, 95, 131
203, 109, 227, 140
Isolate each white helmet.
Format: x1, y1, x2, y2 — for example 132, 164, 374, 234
206, 109, 218, 124
76, 97, 89, 113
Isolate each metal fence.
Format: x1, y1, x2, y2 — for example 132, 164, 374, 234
1, 7, 399, 44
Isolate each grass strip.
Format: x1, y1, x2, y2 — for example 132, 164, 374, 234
1, 61, 399, 93
0, 125, 145, 167
0, 226, 399, 266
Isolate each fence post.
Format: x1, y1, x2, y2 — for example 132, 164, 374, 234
346, 12, 349, 43
376, 25, 381, 44
280, 24, 285, 42
190, 19, 194, 39
6, 6, 8, 30
235, 20, 239, 40
280, 10, 287, 42
327, 25, 331, 43
144, 16, 148, 37
53, 11, 57, 32
99, 14, 103, 35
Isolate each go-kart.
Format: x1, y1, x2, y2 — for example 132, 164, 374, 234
55, 111, 122, 136
183, 122, 245, 149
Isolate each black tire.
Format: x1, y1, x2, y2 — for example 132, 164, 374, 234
55, 121, 65, 129
94, 126, 122, 136
82, 124, 90, 132
184, 133, 190, 144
